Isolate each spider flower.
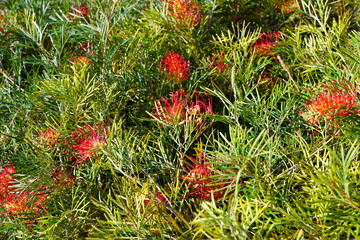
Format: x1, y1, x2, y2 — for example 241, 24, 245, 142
70, 42, 96, 66
252, 31, 281, 56
53, 168, 75, 187
0, 163, 16, 201
164, 0, 202, 28
299, 79, 359, 126
0, 163, 48, 217
67, 123, 108, 166
69, 3, 89, 20
159, 51, 191, 83
152, 90, 213, 129
210, 53, 231, 73
276, 0, 299, 14
0, 11, 6, 32
35, 128, 61, 148
180, 155, 227, 201
2, 188, 48, 216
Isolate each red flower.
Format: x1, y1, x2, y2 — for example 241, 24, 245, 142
67, 123, 108, 166
0, 164, 48, 217
144, 190, 171, 207
0, 163, 16, 202
180, 155, 228, 201
252, 31, 281, 55
70, 42, 96, 66
163, 0, 202, 28
0, 11, 6, 32
300, 79, 359, 126
152, 90, 213, 128
53, 169, 75, 187
36, 128, 61, 147
210, 53, 231, 73
69, 3, 89, 19
159, 51, 191, 83
276, 0, 299, 14
2, 189, 48, 216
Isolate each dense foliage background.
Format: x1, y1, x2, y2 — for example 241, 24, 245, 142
1, 0, 360, 239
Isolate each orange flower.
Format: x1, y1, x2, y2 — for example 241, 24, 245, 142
70, 42, 96, 66
300, 79, 359, 126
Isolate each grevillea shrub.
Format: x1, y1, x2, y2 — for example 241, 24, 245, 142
159, 51, 191, 83
66, 123, 108, 167
299, 79, 359, 132
152, 90, 213, 129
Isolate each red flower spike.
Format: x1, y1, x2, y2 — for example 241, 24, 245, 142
0, 164, 48, 217
152, 90, 213, 129
163, 0, 203, 28
69, 3, 89, 19
36, 128, 61, 148
180, 156, 228, 201
159, 51, 191, 83
252, 31, 281, 56
210, 53, 231, 73
0, 12, 6, 32
300, 79, 359, 130
70, 42, 96, 66
67, 123, 108, 167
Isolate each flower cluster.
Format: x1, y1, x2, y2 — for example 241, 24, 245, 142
180, 155, 227, 200
69, 3, 89, 20
0, 162, 16, 199
35, 128, 61, 148
144, 190, 171, 207
164, 0, 202, 28
276, 0, 298, 14
159, 51, 191, 83
299, 79, 359, 126
66, 123, 108, 167
70, 42, 96, 66
210, 53, 231, 73
252, 31, 281, 56
53, 168, 75, 188
0, 11, 6, 32
0, 162, 48, 217
152, 90, 213, 128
